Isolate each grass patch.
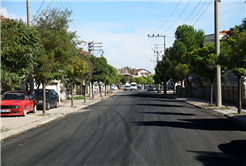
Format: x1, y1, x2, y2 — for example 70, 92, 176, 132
67, 96, 84, 100
220, 107, 227, 110
1, 128, 9, 133
38, 113, 51, 116
233, 112, 246, 116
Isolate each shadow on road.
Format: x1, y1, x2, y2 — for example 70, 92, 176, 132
188, 140, 246, 166
137, 104, 184, 107
140, 111, 195, 116
132, 118, 246, 131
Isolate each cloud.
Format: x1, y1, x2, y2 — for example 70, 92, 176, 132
73, 21, 158, 73
0, 7, 26, 22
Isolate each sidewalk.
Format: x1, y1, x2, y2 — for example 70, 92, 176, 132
164, 91, 246, 128
1, 92, 115, 141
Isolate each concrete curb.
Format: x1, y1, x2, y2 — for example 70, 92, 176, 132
1, 93, 115, 141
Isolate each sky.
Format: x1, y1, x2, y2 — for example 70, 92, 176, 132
1, 0, 245, 74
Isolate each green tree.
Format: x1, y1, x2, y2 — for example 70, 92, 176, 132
173, 24, 205, 95
90, 56, 109, 97
80, 55, 95, 101
67, 56, 88, 106
191, 44, 218, 105
33, 8, 77, 114
105, 65, 118, 93
219, 27, 246, 114
1, 18, 43, 90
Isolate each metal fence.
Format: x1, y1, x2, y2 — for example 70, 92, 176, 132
176, 84, 246, 105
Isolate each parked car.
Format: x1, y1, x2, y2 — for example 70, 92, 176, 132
1, 91, 37, 116
147, 86, 154, 91
35, 89, 59, 110
137, 86, 142, 90
130, 82, 137, 91
167, 82, 174, 90
124, 85, 130, 91
144, 86, 148, 90
112, 85, 118, 91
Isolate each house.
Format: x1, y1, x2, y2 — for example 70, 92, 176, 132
204, 30, 229, 44
133, 68, 151, 78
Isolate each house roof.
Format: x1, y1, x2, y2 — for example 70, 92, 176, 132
78, 50, 90, 55
220, 30, 229, 34
1, 16, 8, 22
133, 68, 151, 74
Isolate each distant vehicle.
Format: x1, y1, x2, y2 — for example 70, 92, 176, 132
147, 86, 154, 91
137, 86, 142, 90
167, 82, 174, 90
35, 89, 59, 110
144, 86, 148, 90
130, 82, 137, 91
1, 91, 37, 116
124, 85, 130, 91
112, 85, 118, 91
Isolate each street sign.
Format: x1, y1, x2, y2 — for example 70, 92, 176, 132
188, 76, 192, 81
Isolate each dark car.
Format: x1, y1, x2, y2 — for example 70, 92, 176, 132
137, 86, 142, 90
35, 89, 59, 110
147, 86, 154, 91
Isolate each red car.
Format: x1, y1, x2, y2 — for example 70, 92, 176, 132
1, 91, 37, 116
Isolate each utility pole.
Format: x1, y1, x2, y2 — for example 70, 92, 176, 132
26, 0, 34, 94
88, 41, 103, 56
215, 0, 222, 106
148, 34, 166, 94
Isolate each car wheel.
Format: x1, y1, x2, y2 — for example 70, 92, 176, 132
23, 106, 27, 116
46, 102, 50, 110
32, 105, 37, 113
55, 101, 58, 108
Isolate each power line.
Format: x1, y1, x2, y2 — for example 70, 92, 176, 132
66, 1, 93, 41
189, 0, 209, 25
182, 0, 202, 24
154, 0, 181, 34
56, 0, 90, 42
193, 0, 213, 26
160, 0, 192, 35
32, 0, 45, 23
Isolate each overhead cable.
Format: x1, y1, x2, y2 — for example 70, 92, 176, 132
154, 0, 181, 34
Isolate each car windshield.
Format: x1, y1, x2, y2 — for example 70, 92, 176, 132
1, 92, 25, 100
35, 90, 50, 100
125, 86, 130, 88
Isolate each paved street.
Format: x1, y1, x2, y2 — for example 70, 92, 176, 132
2, 90, 246, 166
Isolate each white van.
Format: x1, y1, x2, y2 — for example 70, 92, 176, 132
130, 82, 137, 91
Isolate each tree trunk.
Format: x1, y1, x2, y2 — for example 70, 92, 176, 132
185, 75, 188, 97
42, 80, 46, 114
210, 81, 213, 106
238, 75, 242, 114
84, 79, 88, 103
71, 81, 73, 107
105, 84, 107, 96
99, 85, 102, 97
164, 74, 167, 94
92, 83, 94, 99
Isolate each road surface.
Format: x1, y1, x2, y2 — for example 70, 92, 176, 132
2, 91, 246, 165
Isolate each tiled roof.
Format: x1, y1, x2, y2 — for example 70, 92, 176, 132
133, 68, 151, 74
133, 69, 143, 74
220, 30, 229, 34
1, 16, 8, 22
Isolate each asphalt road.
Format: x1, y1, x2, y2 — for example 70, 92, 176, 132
2, 91, 246, 166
